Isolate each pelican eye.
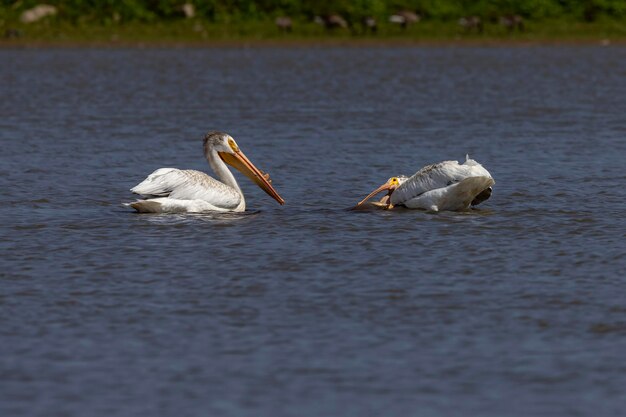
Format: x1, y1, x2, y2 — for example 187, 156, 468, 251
228, 138, 240, 152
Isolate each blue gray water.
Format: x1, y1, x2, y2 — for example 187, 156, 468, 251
1, 46, 625, 416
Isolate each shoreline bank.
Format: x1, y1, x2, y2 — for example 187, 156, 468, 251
2, 19, 625, 48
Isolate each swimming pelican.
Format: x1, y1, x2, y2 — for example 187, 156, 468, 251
126, 131, 284, 213
355, 156, 494, 211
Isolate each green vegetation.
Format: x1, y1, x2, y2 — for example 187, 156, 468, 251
3, 0, 626, 22
1, 1, 625, 44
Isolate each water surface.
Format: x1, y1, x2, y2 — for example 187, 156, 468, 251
1, 46, 626, 416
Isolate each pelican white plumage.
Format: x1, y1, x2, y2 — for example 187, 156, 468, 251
126, 131, 284, 213
355, 156, 494, 211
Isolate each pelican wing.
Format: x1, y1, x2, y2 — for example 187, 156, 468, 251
390, 159, 492, 205
130, 168, 241, 209
403, 176, 495, 211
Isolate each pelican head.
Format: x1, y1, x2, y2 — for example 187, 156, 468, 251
203, 131, 285, 205
355, 176, 407, 208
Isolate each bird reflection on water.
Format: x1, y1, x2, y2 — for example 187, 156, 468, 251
132, 210, 262, 225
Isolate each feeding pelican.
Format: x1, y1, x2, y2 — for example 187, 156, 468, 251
355, 156, 494, 211
126, 131, 284, 213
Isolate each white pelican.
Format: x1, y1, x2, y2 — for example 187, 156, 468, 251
355, 156, 494, 211
126, 131, 284, 213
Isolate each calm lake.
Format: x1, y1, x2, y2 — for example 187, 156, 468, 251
1, 46, 625, 416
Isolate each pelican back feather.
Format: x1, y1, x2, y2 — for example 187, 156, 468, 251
130, 168, 241, 209
390, 159, 493, 205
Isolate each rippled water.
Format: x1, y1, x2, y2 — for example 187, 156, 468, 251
1, 46, 625, 416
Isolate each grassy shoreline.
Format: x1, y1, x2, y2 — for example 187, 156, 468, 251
2, 19, 625, 47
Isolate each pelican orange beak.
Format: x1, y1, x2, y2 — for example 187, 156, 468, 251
354, 177, 400, 209
218, 149, 285, 205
